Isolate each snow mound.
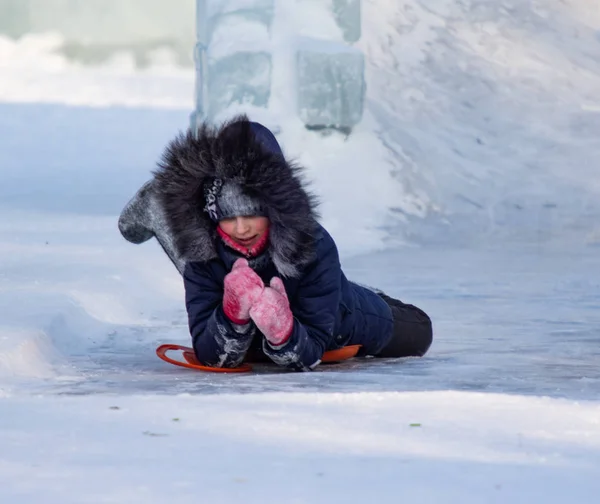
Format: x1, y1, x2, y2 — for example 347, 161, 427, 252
0, 328, 66, 379
359, 0, 600, 245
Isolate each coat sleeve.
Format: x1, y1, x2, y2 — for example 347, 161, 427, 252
183, 261, 256, 367
262, 239, 341, 371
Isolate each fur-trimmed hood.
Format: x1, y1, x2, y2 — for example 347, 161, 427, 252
152, 116, 320, 278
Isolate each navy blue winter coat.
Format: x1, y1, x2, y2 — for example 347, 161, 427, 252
183, 224, 394, 370
120, 115, 396, 370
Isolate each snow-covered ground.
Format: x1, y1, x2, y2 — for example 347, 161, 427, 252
3, 391, 600, 504
1, 0, 599, 502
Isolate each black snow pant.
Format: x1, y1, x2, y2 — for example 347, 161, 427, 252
376, 293, 433, 358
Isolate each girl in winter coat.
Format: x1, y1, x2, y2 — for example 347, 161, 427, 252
138, 116, 432, 371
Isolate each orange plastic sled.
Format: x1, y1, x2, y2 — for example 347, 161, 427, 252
156, 343, 361, 373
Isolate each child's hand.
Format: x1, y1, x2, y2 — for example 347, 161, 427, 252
223, 258, 264, 324
249, 277, 293, 346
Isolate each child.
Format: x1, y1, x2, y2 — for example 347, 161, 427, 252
136, 116, 432, 371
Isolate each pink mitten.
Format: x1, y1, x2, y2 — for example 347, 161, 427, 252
223, 258, 264, 324
249, 277, 294, 346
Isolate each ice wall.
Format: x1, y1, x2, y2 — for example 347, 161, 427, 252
192, 0, 366, 131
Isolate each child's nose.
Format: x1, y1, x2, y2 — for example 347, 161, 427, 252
235, 217, 250, 234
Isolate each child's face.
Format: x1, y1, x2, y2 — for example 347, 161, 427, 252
218, 216, 269, 247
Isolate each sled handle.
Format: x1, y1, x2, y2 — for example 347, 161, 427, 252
156, 344, 253, 373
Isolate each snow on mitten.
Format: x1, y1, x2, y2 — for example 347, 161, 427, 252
223, 258, 264, 324
249, 277, 294, 346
